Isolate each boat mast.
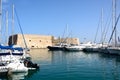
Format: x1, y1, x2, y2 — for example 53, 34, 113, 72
112, 0, 117, 46
100, 8, 104, 45
61, 24, 68, 43
12, 4, 14, 44
5, 11, 8, 45
0, 0, 2, 43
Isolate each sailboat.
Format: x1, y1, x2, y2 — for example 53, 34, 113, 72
47, 25, 70, 51
47, 42, 69, 51
107, 0, 120, 55
83, 9, 106, 53
0, 2, 38, 74
0, 4, 30, 60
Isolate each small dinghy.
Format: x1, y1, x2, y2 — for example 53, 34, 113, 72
24, 59, 39, 70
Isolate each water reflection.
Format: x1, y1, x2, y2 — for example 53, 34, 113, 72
50, 50, 120, 80
1, 49, 120, 80
28, 49, 120, 80
100, 53, 120, 63
51, 51, 67, 64
30, 49, 120, 68
85, 52, 120, 80
30, 49, 91, 64
25, 70, 40, 80
8, 72, 28, 80
30, 49, 52, 64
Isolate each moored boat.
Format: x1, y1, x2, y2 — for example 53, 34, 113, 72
82, 43, 99, 52
98, 47, 109, 53
24, 59, 39, 70
0, 63, 8, 75
47, 43, 69, 51
7, 60, 28, 73
0, 44, 31, 61
64, 44, 85, 51
107, 47, 120, 55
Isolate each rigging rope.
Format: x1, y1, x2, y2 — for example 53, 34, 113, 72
14, 8, 28, 49
108, 13, 120, 43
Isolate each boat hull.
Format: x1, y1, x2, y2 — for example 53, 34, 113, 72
83, 47, 99, 52
64, 46, 83, 51
98, 47, 109, 54
107, 47, 120, 55
0, 66, 8, 75
7, 61, 28, 73
47, 46, 64, 51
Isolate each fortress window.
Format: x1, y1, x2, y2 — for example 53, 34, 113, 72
31, 46, 34, 48
39, 40, 41, 42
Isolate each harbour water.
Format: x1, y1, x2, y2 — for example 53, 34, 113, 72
1, 49, 120, 80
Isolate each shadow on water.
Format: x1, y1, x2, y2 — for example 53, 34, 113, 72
0, 72, 8, 80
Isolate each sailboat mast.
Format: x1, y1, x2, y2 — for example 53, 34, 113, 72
6, 11, 8, 45
100, 8, 104, 44
0, 0, 2, 43
112, 0, 117, 46
12, 4, 14, 44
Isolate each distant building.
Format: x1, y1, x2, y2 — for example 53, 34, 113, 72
8, 34, 80, 49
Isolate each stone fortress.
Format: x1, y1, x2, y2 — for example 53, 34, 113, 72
8, 34, 80, 49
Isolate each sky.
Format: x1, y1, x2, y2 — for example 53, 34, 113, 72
1, 0, 120, 43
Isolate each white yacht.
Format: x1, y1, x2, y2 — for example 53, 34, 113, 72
7, 59, 28, 73
64, 44, 85, 51
64, 42, 93, 51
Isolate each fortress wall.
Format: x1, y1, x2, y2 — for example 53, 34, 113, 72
52, 38, 80, 46
8, 34, 80, 48
9, 34, 53, 48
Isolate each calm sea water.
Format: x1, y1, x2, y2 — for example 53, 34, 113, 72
1, 49, 120, 80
